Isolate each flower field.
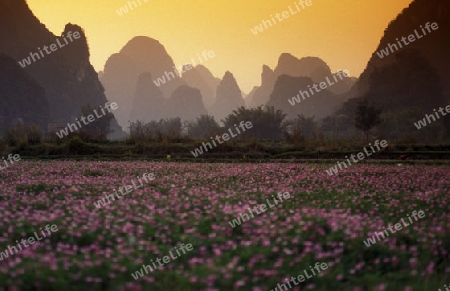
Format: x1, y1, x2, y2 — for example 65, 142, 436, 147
0, 161, 449, 290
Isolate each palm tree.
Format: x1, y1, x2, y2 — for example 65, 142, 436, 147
286, 115, 317, 140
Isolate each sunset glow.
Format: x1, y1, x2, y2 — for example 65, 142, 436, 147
26, 0, 413, 92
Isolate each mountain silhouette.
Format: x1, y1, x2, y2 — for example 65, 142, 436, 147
245, 86, 259, 107
274, 54, 356, 95
129, 72, 166, 124
0, 53, 49, 131
248, 65, 276, 108
181, 64, 219, 109
354, 0, 449, 99
209, 72, 245, 122
334, 0, 450, 139
192, 65, 221, 99
164, 85, 207, 121
0, 0, 123, 138
249, 54, 356, 110
100, 36, 185, 128
267, 75, 343, 119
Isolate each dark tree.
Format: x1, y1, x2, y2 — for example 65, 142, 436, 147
187, 115, 220, 139
355, 100, 382, 141
285, 115, 317, 141
222, 106, 287, 140
80, 104, 114, 140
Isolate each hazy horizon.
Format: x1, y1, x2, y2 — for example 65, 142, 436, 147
27, 0, 413, 93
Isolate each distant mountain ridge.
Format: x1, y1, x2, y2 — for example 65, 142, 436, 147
267, 74, 345, 120
248, 65, 276, 108
274, 54, 356, 96
101, 36, 244, 127
2, 0, 447, 140
129, 72, 165, 123
249, 54, 356, 109
209, 71, 246, 122
100, 36, 189, 128
182, 64, 220, 109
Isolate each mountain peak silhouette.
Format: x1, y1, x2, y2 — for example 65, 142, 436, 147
0, 0, 123, 137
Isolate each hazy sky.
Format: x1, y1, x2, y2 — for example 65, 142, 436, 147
27, 0, 413, 93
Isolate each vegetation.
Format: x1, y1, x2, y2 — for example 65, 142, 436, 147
128, 118, 184, 143
1, 161, 448, 290
186, 115, 220, 139
285, 115, 318, 142
222, 106, 287, 140
4, 122, 43, 146
354, 100, 382, 141
1, 102, 449, 162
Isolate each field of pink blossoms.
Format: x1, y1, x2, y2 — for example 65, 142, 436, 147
0, 161, 449, 291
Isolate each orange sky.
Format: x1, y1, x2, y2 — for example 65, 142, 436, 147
27, 0, 413, 93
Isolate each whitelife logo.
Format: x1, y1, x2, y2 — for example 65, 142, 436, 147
325, 140, 388, 176
363, 210, 425, 247
0, 224, 58, 261
288, 70, 350, 106
18, 31, 81, 68
190, 121, 253, 157
270, 262, 329, 291
376, 22, 439, 59
93, 173, 155, 209
251, 0, 313, 35
228, 192, 291, 228
116, 0, 149, 16
152, 50, 215, 87
55, 102, 118, 139
0, 154, 20, 171
131, 243, 193, 280
414, 104, 450, 129
438, 283, 450, 291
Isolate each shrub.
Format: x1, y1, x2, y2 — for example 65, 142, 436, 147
65, 136, 101, 155
4, 123, 28, 146
4, 123, 43, 146
27, 124, 43, 145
